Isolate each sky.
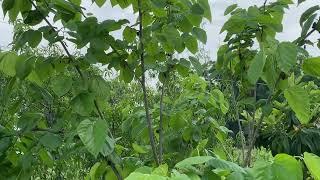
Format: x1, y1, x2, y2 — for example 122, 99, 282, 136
0, 0, 319, 59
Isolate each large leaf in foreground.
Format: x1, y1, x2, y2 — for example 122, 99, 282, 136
302, 57, 320, 77
272, 154, 302, 180
304, 152, 320, 180
77, 119, 113, 158
276, 42, 297, 73
284, 85, 310, 124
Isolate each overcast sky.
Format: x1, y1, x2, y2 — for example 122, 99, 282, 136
0, 0, 319, 59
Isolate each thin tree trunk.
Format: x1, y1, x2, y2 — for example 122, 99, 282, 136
231, 81, 245, 165
138, 0, 160, 166
159, 85, 165, 164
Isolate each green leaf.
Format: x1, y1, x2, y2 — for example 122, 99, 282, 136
2, 0, 15, 16
123, 26, 136, 43
125, 172, 167, 180
247, 50, 266, 84
301, 14, 317, 37
89, 75, 109, 98
183, 34, 198, 54
178, 16, 193, 33
224, 4, 237, 15
302, 57, 320, 77
276, 42, 297, 73
132, 143, 148, 154
23, 10, 44, 26
272, 154, 303, 180
189, 56, 203, 75
284, 85, 311, 124
51, 75, 73, 97
192, 27, 207, 44
0, 52, 19, 77
250, 161, 274, 180
198, 0, 212, 21
152, 164, 168, 176
120, 63, 133, 83
95, 0, 107, 7
15, 55, 34, 80
298, 0, 307, 4
304, 152, 320, 180
39, 133, 62, 150
77, 119, 111, 158
71, 92, 95, 116
300, 5, 320, 26
211, 89, 229, 114
175, 156, 213, 170
191, 3, 204, 15
39, 148, 54, 167
207, 158, 245, 173
9, 0, 31, 22
25, 30, 42, 48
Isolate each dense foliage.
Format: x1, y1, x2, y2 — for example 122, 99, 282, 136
0, 0, 320, 179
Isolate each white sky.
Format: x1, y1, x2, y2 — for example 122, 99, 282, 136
0, 0, 319, 59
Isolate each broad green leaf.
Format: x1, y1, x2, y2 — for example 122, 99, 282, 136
132, 143, 148, 154
26, 30, 42, 48
284, 85, 311, 124
300, 5, 320, 26
125, 172, 167, 180
95, 0, 106, 7
192, 27, 207, 44
198, 0, 212, 21
51, 75, 73, 97
224, 4, 237, 15
15, 55, 34, 80
0, 52, 19, 76
189, 56, 203, 75
23, 10, 44, 26
187, 14, 202, 27
100, 136, 115, 157
123, 26, 136, 43
302, 57, 320, 77
211, 89, 229, 114
39, 133, 62, 150
183, 34, 198, 54
71, 92, 95, 116
2, 0, 15, 16
120, 63, 133, 83
178, 16, 193, 33
88, 162, 108, 180
301, 14, 317, 37
191, 3, 204, 15
89, 75, 109, 98
276, 42, 297, 73
247, 50, 266, 84
250, 161, 274, 180
272, 154, 303, 180
175, 156, 213, 170
152, 164, 168, 176
17, 112, 43, 132
77, 119, 110, 158
207, 158, 245, 173
304, 152, 320, 180
39, 148, 54, 167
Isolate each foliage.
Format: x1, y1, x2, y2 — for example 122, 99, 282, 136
0, 0, 320, 179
